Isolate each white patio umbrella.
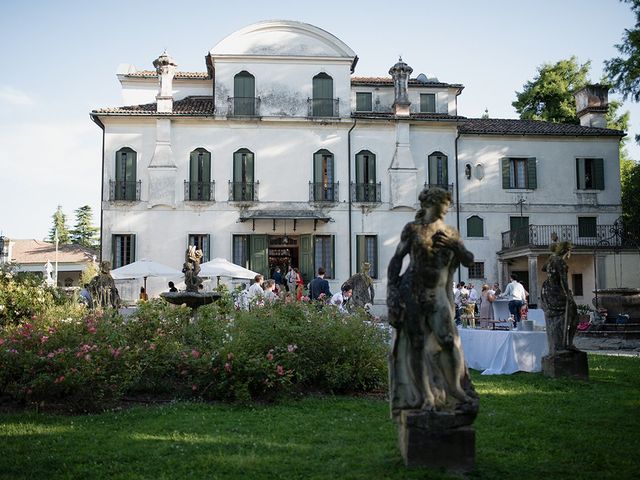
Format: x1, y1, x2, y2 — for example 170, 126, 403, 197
199, 257, 259, 282
110, 259, 183, 290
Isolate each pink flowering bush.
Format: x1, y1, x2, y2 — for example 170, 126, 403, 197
0, 297, 388, 410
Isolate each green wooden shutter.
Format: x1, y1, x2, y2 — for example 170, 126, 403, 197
234, 72, 255, 115
330, 235, 335, 279
526, 157, 537, 189
467, 216, 483, 237
501, 157, 510, 189
594, 158, 605, 190
356, 236, 364, 273
249, 234, 268, 277
300, 234, 313, 285
131, 234, 136, 264
313, 74, 333, 116
576, 158, 584, 189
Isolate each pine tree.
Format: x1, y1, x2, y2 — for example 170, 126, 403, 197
48, 205, 71, 245
71, 205, 99, 249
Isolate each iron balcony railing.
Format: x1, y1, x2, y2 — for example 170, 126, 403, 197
228, 181, 259, 202
501, 224, 638, 250
309, 182, 339, 203
109, 180, 141, 201
351, 182, 382, 203
308, 98, 339, 117
184, 181, 215, 202
227, 96, 261, 117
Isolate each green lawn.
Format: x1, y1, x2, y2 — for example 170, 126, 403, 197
1, 354, 638, 480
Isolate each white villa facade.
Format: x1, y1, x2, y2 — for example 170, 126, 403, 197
91, 20, 633, 308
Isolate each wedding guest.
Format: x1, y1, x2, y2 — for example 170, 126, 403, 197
500, 273, 528, 327
478, 284, 496, 328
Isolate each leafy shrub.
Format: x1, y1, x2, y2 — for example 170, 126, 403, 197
0, 299, 389, 410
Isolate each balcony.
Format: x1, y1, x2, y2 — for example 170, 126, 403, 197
351, 182, 381, 203
501, 224, 639, 250
308, 98, 339, 118
228, 181, 259, 202
309, 182, 339, 203
227, 97, 261, 117
109, 180, 141, 201
184, 181, 215, 202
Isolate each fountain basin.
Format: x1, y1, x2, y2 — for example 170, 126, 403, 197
592, 288, 640, 321
160, 291, 222, 309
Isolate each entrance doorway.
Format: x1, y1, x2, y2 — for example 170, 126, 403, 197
268, 235, 299, 278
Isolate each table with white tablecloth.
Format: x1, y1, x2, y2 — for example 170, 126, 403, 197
458, 328, 548, 375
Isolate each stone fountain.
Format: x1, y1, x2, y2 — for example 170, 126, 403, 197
160, 246, 221, 308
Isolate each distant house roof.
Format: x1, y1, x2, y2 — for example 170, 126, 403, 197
10, 239, 97, 265
458, 118, 624, 137
122, 70, 210, 79
351, 77, 464, 89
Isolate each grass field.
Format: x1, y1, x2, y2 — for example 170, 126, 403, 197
1, 354, 638, 480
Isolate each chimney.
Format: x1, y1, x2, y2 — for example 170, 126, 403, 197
389, 57, 413, 117
153, 51, 177, 113
575, 84, 609, 128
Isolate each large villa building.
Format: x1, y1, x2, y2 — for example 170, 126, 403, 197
91, 20, 635, 308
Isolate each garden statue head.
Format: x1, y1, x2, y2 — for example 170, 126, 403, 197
361, 261, 371, 275
99, 261, 112, 274
417, 187, 451, 220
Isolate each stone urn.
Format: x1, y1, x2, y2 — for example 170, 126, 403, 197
592, 288, 640, 321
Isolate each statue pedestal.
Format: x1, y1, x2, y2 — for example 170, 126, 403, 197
542, 350, 589, 381
398, 410, 475, 471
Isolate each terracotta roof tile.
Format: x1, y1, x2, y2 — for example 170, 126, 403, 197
352, 112, 464, 121
10, 239, 97, 265
124, 70, 210, 79
458, 118, 624, 137
351, 76, 464, 88
92, 96, 214, 115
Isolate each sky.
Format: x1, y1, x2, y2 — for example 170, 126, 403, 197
0, 0, 637, 240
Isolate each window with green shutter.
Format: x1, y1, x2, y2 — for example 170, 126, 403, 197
112, 234, 135, 268
501, 157, 537, 189
578, 217, 597, 237
232, 235, 249, 268
312, 73, 334, 116
355, 150, 376, 201
467, 216, 484, 237
313, 149, 335, 201
356, 235, 378, 279
234, 71, 255, 116
313, 235, 334, 279
428, 151, 448, 187
356, 92, 372, 112
233, 148, 255, 201
188, 234, 210, 263
576, 158, 604, 190
189, 148, 211, 201
115, 148, 137, 200
420, 93, 436, 113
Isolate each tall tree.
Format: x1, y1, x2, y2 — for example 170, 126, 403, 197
70, 205, 99, 249
604, 0, 640, 102
513, 57, 591, 124
47, 205, 71, 245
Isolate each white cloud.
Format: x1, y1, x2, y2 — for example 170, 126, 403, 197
0, 86, 35, 106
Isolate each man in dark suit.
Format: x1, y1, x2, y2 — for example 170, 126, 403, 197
309, 267, 332, 301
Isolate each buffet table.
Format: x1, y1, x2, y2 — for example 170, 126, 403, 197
458, 328, 548, 375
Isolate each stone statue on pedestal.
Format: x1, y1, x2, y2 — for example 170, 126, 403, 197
88, 261, 120, 309
183, 245, 203, 293
344, 261, 375, 311
387, 186, 478, 470
540, 241, 588, 380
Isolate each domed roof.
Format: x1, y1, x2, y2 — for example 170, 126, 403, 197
210, 20, 356, 59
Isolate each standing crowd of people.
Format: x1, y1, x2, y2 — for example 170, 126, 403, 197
453, 274, 528, 328
235, 265, 357, 314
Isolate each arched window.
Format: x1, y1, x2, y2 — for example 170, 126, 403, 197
355, 150, 378, 202
313, 149, 335, 201
234, 71, 255, 116
312, 73, 334, 117
188, 148, 212, 201
467, 215, 484, 238
232, 148, 255, 201
114, 147, 137, 200
428, 151, 448, 188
